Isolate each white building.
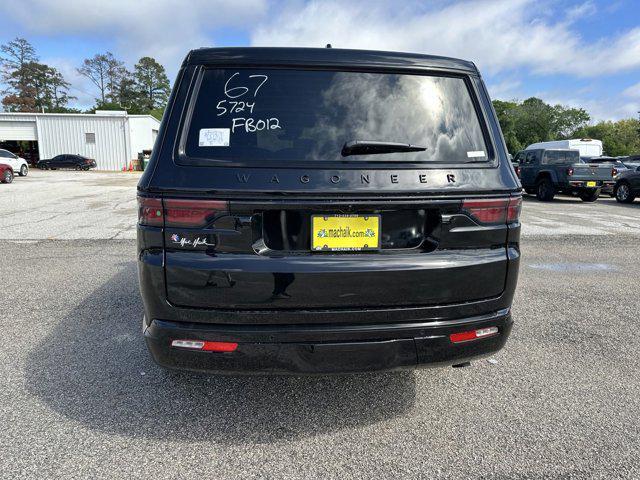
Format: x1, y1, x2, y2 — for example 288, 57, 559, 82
0, 110, 160, 170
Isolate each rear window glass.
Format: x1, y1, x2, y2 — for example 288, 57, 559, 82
543, 150, 579, 164
181, 69, 490, 165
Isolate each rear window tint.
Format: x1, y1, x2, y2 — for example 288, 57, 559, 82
181, 69, 490, 165
543, 150, 579, 164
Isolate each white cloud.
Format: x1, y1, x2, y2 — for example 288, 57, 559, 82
566, 1, 597, 22
0, 0, 268, 75
251, 0, 640, 78
486, 78, 522, 100
623, 82, 640, 99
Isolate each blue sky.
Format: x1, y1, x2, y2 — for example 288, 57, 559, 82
1, 0, 639, 121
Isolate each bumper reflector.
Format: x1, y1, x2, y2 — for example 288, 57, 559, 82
171, 339, 238, 352
450, 326, 499, 344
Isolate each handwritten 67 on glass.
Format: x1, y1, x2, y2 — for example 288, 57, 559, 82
199, 71, 282, 147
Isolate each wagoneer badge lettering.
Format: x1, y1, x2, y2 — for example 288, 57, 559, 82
231, 172, 465, 186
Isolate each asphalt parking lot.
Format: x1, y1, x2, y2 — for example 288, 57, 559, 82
1, 170, 639, 479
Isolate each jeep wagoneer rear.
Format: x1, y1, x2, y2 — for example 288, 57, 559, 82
137, 47, 521, 374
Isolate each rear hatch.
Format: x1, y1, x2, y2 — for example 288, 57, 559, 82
142, 65, 520, 312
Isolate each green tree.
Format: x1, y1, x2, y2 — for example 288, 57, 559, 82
133, 57, 170, 111
575, 119, 640, 156
492, 97, 591, 152
552, 105, 590, 138
78, 52, 125, 104
0, 37, 39, 111
492, 99, 522, 153
3, 61, 74, 112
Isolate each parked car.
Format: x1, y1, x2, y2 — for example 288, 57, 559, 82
0, 148, 29, 176
37, 154, 97, 170
0, 163, 13, 183
137, 47, 521, 374
613, 164, 640, 203
514, 148, 613, 201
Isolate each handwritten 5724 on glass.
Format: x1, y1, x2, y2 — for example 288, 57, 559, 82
215, 72, 283, 134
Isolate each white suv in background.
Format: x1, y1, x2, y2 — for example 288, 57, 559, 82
0, 149, 29, 176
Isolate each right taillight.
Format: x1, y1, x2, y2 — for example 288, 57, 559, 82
462, 196, 521, 225
612, 167, 618, 177
566, 167, 574, 176
507, 197, 521, 224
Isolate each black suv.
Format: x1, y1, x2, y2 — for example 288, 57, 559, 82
137, 48, 521, 374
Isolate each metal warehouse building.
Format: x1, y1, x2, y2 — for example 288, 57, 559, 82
0, 111, 160, 170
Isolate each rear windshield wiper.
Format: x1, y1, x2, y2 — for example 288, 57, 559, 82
341, 140, 427, 157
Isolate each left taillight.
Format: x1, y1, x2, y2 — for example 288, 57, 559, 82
137, 197, 230, 228
612, 167, 618, 177
137, 197, 163, 226
462, 197, 522, 225
163, 199, 229, 228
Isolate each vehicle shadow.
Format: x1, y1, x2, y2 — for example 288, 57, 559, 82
593, 199, 640, 210
24, 262, 416, 444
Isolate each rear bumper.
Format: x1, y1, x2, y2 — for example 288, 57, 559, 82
144, 308, 513, 374
568, 180, 609, 189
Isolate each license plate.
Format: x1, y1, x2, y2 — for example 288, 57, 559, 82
586, 181, 597, 187
311, 215, 380, 251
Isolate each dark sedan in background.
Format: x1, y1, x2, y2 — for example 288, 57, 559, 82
614, 163, 640, 203
37, 154, 97, 170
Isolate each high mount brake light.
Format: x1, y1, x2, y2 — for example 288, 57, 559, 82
163, 199, 229, 228
462, 197, 521, 225
137, 197, 229, 227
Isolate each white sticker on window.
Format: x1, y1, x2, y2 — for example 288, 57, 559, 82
199, 128, 230, 147
467, 150, 486, 158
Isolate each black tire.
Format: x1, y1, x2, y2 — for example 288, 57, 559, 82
2, 170, 13, 183
536, 178, 555, 201
75, 165, 82, 171
579, 190, 599, 202
524, 187, 535, 195
19, 165, 28, 176
615, 182, 635, 204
